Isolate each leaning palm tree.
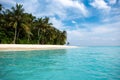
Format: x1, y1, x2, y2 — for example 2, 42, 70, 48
7, 4, 32, 44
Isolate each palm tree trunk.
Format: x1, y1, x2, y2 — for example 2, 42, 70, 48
16, 30, 20, 43
13, 27, 17, 44
27, 35, 30, 44
37, 28, 40, 44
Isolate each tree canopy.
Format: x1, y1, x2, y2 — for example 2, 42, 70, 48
0, 4, 67, 45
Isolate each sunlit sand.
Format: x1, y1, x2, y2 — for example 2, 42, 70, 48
0, 44, 78, 51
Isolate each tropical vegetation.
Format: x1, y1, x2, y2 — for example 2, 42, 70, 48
0, 4, 67, 45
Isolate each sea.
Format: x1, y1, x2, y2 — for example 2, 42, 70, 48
0, 46, 120, 80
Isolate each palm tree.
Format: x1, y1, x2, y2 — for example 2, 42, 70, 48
21, 13, 34, 43
34, 18, 43, 44
35, 17, 53, 44
7, 4, 32, 44
0, 4, 67, 45
53, 30, 67, 45
42, 17, 53, 44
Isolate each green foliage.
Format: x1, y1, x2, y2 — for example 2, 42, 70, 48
0, 3, 67, 45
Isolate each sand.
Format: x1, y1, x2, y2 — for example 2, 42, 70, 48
0, 44, 78, 51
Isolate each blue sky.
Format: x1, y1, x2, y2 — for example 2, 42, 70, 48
1, 0, 120, 46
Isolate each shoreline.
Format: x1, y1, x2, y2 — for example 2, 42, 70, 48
0, 44, 78, 51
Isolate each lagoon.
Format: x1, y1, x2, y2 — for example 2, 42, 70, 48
0, 47, 120, 80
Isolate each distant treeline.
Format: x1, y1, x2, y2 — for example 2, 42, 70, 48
0, 4, 67, 44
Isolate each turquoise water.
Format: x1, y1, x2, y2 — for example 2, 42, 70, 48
0, 47, 120, 80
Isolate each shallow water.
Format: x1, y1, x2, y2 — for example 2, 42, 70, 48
0, 47, 120, 80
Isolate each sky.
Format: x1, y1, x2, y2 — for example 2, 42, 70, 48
1, 0, 120, 46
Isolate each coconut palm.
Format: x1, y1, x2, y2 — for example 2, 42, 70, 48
0, 3, 67, 45
35, 17, 53, 44
34, 18, 43, 44
7, 4, 32, 44
42, 17, 53, 44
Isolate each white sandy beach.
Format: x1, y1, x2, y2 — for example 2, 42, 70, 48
0, 44, 78, 51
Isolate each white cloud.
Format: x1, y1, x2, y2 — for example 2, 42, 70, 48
102, 14, 120, 23
67, 22, 120, 46
93, 27, 115, 34
90, 0, 111, 10
19, 0, 39, 14
0, 0, 40, 15
109, 0, 116, 4
33, 0, 89, 22
50, 17, 65, 30
1, 0, 89, 20
101, 6, 120, 23
72, 20, 76, 24
56, 0, 89, 17
27, 0, 67, 20
0, 0, 16, 5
